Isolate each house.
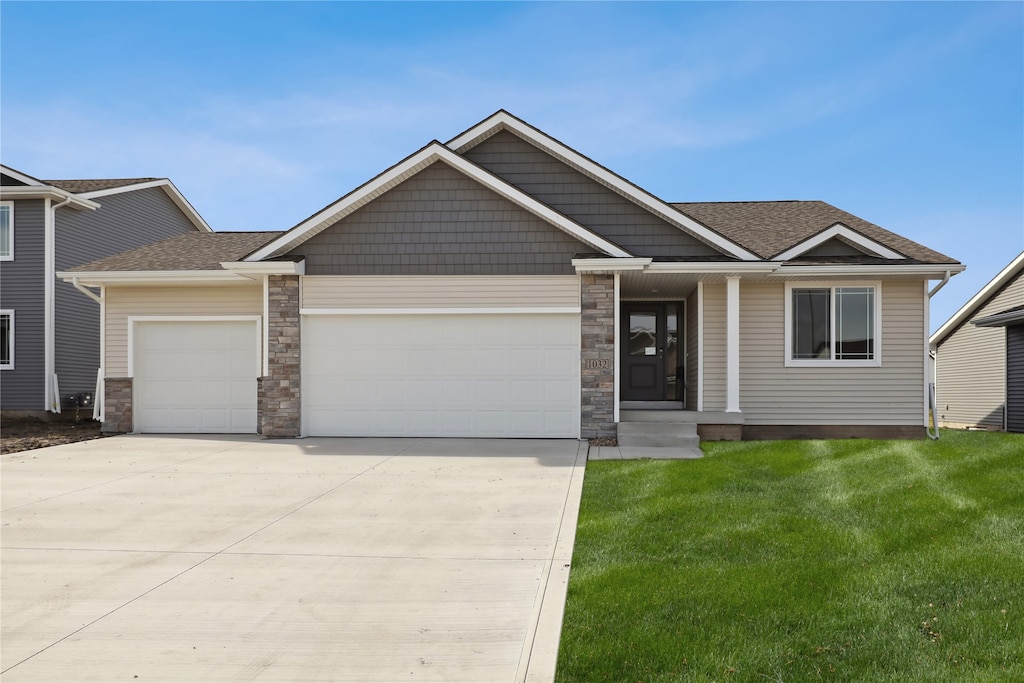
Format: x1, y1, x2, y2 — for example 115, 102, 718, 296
0, 166, 211, 418
930, 252, 1024, 433
58, 111, 962, 440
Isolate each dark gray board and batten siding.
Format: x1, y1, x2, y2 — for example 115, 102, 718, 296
1007, 324, 1024, 433
293, 161, 592, 275
0, 199, 46, 410
55, 186, 204, 396
462, 130, 725, 259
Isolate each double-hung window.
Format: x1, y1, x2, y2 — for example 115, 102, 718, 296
0, 201, 12, 261
785, 282, 880, 367
0, 310, 12, 370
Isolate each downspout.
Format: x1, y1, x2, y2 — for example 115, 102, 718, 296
44, 195, 75, 412
925, 271, 951, 440
928, 270, 952, 298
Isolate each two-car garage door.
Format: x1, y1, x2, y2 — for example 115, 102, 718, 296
302, 313, 580, 437
131, 313, 580, 437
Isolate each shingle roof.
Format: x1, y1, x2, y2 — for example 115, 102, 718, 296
671, 200, 958, 264
45, 178, 161, 193
67, 232, 282, 272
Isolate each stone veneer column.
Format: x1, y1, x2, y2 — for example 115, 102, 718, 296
102, 377, 133, 433
259, 275, 301, 437
580, 274, 616, 439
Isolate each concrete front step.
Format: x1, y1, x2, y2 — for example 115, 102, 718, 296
589, 446, 704, 461
619, 410, 745, 424
617, 421, 700, 448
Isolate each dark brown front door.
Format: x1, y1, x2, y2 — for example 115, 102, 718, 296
622, 304, 666, 401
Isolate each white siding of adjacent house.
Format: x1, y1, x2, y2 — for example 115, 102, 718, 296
935, 274, 1024, 429
302, 275, 580, 310
702, 279, 927, 425
104, 284, 263, 377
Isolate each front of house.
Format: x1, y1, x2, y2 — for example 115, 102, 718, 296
60, 111, 963, 440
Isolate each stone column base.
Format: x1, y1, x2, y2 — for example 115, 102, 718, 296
102, 377, 133, 433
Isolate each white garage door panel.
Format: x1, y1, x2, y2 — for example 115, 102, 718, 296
303, 314, 580, 437
134, 321, 258, 433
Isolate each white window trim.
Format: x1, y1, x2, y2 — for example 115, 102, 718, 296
0, 201, 13, 261
784, 281, 882, 368
0, 309, 13, 370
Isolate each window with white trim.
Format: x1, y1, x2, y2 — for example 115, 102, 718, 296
0, 201, 12, 261
0, 310, 12, 370
785, 283, 881, 367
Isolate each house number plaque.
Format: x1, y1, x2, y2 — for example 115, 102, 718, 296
584, 359, 610, 369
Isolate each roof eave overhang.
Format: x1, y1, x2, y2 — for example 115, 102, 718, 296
572, 259, 782, 275
0, 186, 100, 210
771, 264, 965, 278
972, 310, 1024, 328
247, 141, 632, 261
57, 270, 254, 286
221, 260, 306, 279
447, 111, 761, 262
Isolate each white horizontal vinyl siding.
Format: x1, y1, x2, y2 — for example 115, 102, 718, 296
301, 275, 580, 309
105, 285, 262, 377
935, 274, 1023, 428
737, 280, 925, 425
702, 283, 727, 412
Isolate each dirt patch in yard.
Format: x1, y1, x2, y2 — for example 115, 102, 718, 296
1, 418, 109, 454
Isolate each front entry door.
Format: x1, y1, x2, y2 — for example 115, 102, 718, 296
622, 304, 667, 401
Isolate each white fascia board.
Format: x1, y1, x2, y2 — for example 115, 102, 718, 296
57, 270, 250, 286
645, 261, 780, 274
221, 261, 306, 276
0, 185, 100, 210
447, 111, 760, 261
773, 223, 904, 261
0, 165, 47, 185
79, 179, 213, 232
247, 142, 632, 261
572, 258, 652, 272
772, 264, 965, 278
931, 251, 1023, 347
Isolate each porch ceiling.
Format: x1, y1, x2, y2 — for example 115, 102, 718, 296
618, 271, 773, 299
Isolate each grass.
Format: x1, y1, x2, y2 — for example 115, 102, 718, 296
556, 431, 1024, 682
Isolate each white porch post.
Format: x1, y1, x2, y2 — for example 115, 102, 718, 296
726, 275, 741, 413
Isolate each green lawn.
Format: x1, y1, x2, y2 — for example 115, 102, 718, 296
556, 431, 1024, 682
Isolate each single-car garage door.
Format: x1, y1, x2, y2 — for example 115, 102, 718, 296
303, 313, 580, 437
134, 319, 259, 433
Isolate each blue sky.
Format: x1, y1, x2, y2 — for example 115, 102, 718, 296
2, 1, 1021, 330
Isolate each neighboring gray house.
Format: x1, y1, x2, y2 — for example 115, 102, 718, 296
61, 111, 963, 441
930, 252, 1024, 432
1, 165, 211, 417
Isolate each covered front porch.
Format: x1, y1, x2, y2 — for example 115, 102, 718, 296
577, 260, 772, 442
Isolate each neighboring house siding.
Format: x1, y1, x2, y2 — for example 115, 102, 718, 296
293, 162, 588, 276
935, 275, 1024, 429
104, 285, 262, 377
685, 288, 698, 410
704, 280, 925, 425
1008, 325, 1024, 433
0, 199, 46, 409
55, 187, 203, 395
463, 130, 723, 259
301, 275, 580, 309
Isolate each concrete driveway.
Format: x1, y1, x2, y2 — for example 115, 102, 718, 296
1, 436, 586, 682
